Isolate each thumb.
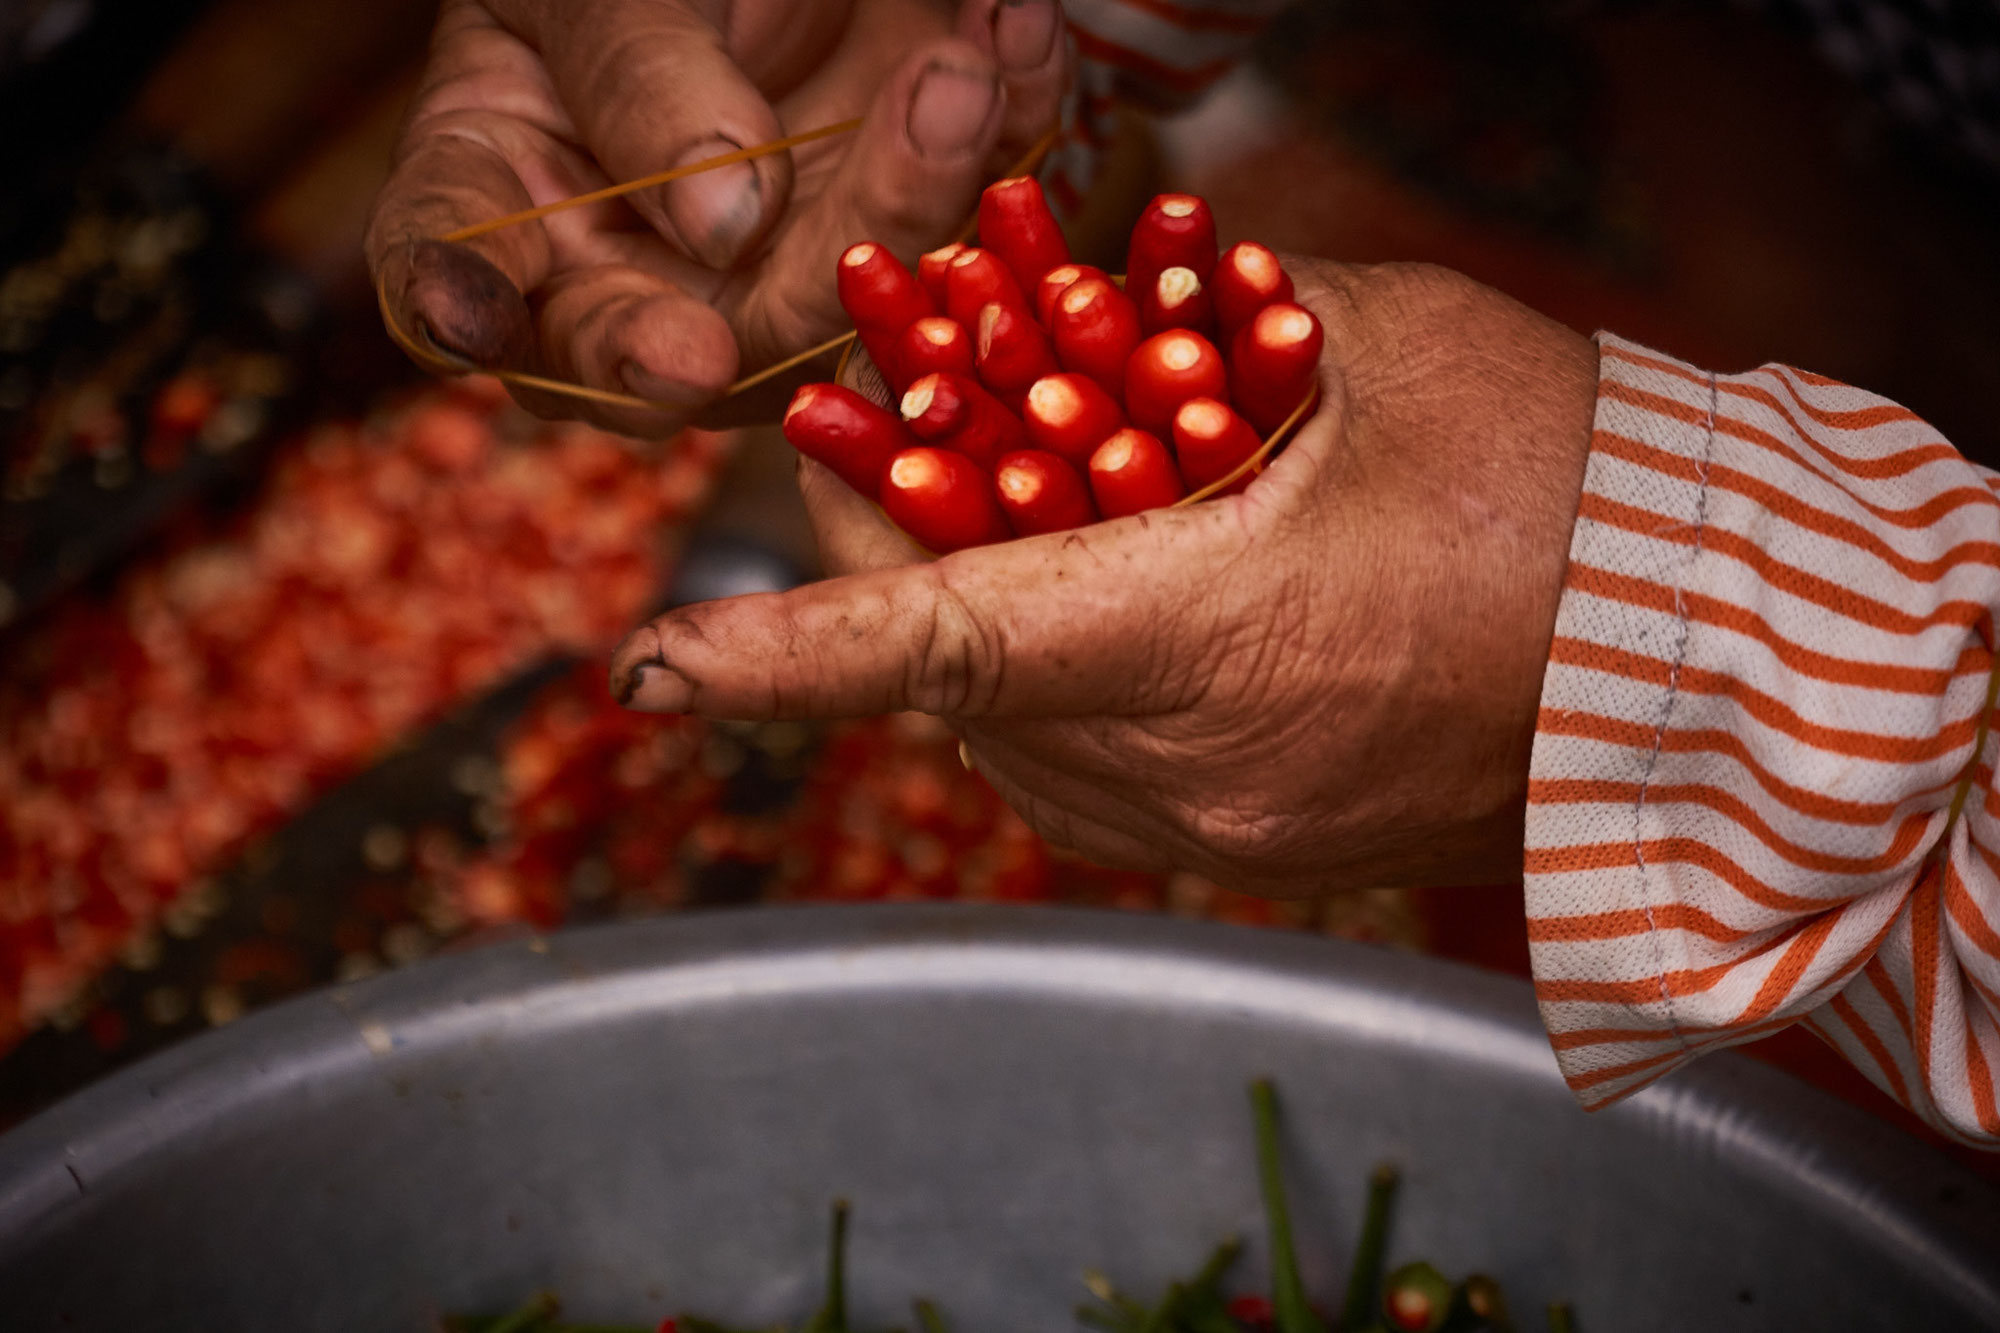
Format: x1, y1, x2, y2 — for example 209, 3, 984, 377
608, 499, 1235, 721
726, 37, 1007, 366
504, 0, 791, 270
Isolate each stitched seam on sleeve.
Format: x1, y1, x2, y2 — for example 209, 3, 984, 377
1629, 370, 1718, 1057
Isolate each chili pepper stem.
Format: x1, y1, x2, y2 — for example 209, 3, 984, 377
1340, 1163, 1401, 1333
486, 1290, 561, 1333
1133, 1237, 1243, 1333
913, 1298, 950, 1333
1250, 1079, 1330, 1333
1545, 1304, 1576, 1333
803, 1198, 851, 1333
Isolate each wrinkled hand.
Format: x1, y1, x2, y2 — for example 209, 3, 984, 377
366, 0, 1067, 437
609, 260, 1600, 894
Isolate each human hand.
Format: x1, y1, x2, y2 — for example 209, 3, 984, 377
366, 0, 1068, 437
608, 260, 1600, 894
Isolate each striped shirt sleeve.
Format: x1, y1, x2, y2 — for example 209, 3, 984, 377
1526, 334, 2000, 1147
1043, 0, 1288, 205
1065, 0, 1286, 105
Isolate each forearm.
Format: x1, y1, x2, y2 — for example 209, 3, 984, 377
1525, 334, 2000, 1146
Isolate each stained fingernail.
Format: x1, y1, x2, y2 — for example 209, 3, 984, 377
908, 61, 1000, 159
402, 239, 533, 367
666, 137, 764, 269
619, 659, 695, 713
994, 0, 1058, 69
620, 361, 701, 406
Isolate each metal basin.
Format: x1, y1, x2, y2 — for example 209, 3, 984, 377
0, 905, 1994, 1331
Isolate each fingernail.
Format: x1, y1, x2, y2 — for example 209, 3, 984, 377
908, 61, 1000, 159
665, 137, 764, 269
619, 659, 694, 713
620, 361, 700, 407
403, 239, 533, 367
994, 0, 1058, 69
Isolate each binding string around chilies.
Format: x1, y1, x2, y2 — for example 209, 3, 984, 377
379, 117, 1317, 519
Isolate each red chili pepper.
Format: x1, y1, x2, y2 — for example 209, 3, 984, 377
1172, 396, 1263, 494
1229, 301, 1323, 435
899, 371, 1025, 469
1125, 193, 1217, 308
975, 301, 1058, 411
917, 241, 968, 308
1050, 276, 1142, 402
1034, 263, 1109, 329
782, 382, 913, 495
1138, 265, 1214, 337
995, 449, 1095, 536
1088, 427, 1185, 518
1124, 329, 1227, 438
1226, 1294, 1276, 1333
656, 1319, 680, 1333
945, 247, 1028, 329
1211, 241, 1294, 345
977, 175, 1071, 294
1022, 373, 1125, 466
838, 242, 935, 380
890, 316, 975, 391
880, 447, 1009, 552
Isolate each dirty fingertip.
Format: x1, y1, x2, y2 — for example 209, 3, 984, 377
399, 239, 533, 367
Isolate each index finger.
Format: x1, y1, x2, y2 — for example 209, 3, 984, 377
609, 496, 1240, 721
366, 1, 562, 367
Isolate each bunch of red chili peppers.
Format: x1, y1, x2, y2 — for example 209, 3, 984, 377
784, 182, 1323, 552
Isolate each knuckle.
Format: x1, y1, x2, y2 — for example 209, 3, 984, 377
907, 567, 1004, 717
575, 26, 681, 131
395, 107, 508, 167
1183, 799, 1288, 870
1366, 261, 1485, 330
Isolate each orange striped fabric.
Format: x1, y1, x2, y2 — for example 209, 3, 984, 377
1045, 1, 1288, 209
1527, 334, 2000, 1147
1067, 0, 1287, 97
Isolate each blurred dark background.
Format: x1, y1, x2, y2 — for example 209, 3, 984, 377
1, 0, 1996, 1178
